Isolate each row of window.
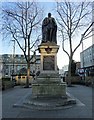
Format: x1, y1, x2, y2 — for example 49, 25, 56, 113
2, 64, 40, 77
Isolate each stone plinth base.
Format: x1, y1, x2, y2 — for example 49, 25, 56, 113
13, 92, 76, 110
32, 83, 66, 98
32, 73, 66, 98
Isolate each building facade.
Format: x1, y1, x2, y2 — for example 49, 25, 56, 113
80, 2, 94, 77
79, 2, 94, 76
80, 44, 94, 76
61, 62, 80, 76
0, 54, 41, 78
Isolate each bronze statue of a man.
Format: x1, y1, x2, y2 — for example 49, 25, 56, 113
42, 13, 57, 44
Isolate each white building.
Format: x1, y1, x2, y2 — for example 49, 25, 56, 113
59, 69, 64, 75
80, 45, 94, 68
80, 44, 94, 76
61, 65, 68, 76
62, 65, 68, 72
0, 54, 40, 78
80, 2, 94, 76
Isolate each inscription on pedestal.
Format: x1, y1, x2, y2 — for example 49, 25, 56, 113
43, 56, 55, 70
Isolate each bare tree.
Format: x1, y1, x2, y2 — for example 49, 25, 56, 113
56, 2, 93, 85
2, 2, 43, 87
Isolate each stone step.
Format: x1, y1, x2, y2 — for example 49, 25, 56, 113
36, 77, 61, 82
33, 77, 63, 84
38, 73, 60, 78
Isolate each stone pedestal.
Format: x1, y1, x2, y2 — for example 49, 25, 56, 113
38, 42, 59, 73
32, 42, 66, 98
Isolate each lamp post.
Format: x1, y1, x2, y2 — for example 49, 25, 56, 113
81, 34, 84, 68
81, 34, 85, 81
11, 40, 15, 81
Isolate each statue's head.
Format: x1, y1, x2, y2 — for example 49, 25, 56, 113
48, 13, 51, 17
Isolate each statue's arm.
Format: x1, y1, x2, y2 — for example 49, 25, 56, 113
52, 18, 57, 26
42, 18, 48, 26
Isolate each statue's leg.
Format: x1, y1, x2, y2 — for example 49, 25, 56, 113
52, 29, 57, 44
47, 30, 50, 41
44, 31, 47, 42
50, 29, 53, 42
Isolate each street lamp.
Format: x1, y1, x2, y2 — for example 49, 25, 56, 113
81, 34, 85, 81
11, 40, 15, 81
81, 34, 85, 68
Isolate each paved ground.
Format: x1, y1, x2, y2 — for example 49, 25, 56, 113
2, 85, 93, 119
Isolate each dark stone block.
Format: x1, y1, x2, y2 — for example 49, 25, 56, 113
43, 56, 55, 70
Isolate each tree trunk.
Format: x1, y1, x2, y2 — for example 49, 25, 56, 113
25, 62, 30, 88
67, 56, 72, 86
25, 37, 30, 88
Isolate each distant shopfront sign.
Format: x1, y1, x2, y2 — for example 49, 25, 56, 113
78, 68, 85, 76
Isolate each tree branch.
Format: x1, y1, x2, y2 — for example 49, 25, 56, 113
73, 22, 94, 54
61, 30, 70, 57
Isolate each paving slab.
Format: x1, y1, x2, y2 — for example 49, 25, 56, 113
2, 85, 93, 118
